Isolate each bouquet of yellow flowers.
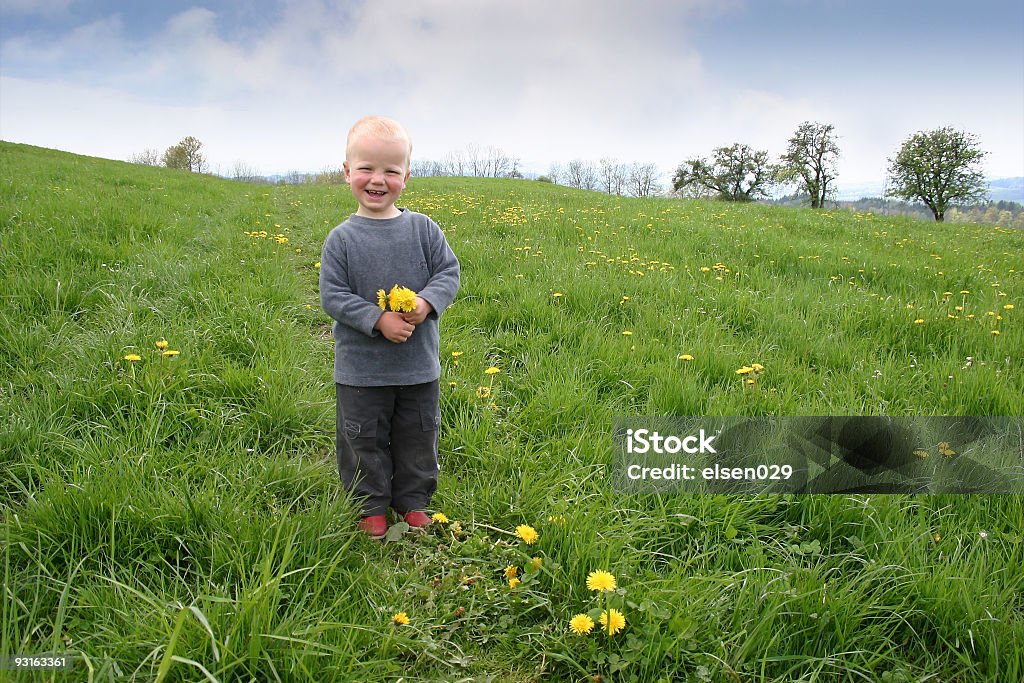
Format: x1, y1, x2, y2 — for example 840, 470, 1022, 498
377, 284, 418, 313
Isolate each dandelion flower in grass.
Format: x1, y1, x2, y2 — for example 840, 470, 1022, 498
431, 512, 449, 524
155, 339, 169, 350
485, 366, 501, 375
504, 565, 518, 580
569, 614, 595, 635
391, 611, 410, 626
123, 354, 142, 362
678, 354, 694, 361
736, 366, 754, 375
622, 330, 633, 336
751, 363, 764, 372
599, 609, 626, 635
514, 524, 539, 545
914, 319, 925, 324
162, 350, 180, 357
586, 570, 616, 593
475, 386, 492, 399
530, 556, 543, 570
508, 577, 521, 589
1004, 304, 1014, 310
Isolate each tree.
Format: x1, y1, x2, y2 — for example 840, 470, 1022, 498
599, 157, 627, 195
129, 148, 161, 166
672, 143, 777, 201
163, 136, 207, 173
627, 162, 660, 198
565, 159, 597, 190
779, 122, 840, 209
885, 127, 988, 222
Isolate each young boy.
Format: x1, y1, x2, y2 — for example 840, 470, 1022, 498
319, 116, 460, 538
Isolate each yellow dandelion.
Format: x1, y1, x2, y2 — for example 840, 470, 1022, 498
484, 366, 501, 375
123, 353, 142, 362
514, 524, 539, 545
508, 577, 521, 589
475, 386, 492, 399
914, 319, 925, 324
377, 289, 387, 310
155, 339, 169, 350
391, 611, 410, 626
678, 354, 694, 361
387, 285, 418, 313
161, 349, 180, 357
991, 330, 1000, 335
504, 565, 519, 580
431, 512, 450, 524
552, 292, 563, 298
451, 351, 464, 357
622, 330, 633, 336
569, 614, 595, 635
450, 521, 463, 536
938, 442, 956, 457
1004, 304, 1014, 310
586, 570, 616, 593
736, 366, 754, 375
599, 609, 626, 636
751, 363, 764, 372
530, 557, 543, 570
913, 449, 930, 459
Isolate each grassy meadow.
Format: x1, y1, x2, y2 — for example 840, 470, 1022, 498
1, 140, 1022, 682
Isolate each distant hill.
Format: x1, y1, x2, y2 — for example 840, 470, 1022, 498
833, 177, 1023, 203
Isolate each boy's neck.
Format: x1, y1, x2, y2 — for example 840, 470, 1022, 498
356, 206, 403, 220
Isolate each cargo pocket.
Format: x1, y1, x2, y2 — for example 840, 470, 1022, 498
344, 417, 377, 441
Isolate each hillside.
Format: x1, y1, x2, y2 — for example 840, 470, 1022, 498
1, 142, 1022, 681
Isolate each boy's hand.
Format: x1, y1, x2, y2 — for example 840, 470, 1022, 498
401, 297, 434, 325
375, 311, 415, 343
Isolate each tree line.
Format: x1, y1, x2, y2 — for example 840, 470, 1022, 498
131, 123, 997, 223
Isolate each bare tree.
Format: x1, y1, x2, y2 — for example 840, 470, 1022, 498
129, 148, 161, 166
599, 157, 628, 195
444, 150, 466, 176
547, 162, 564, 185
566, 159, 597, 190
628, 162, 661, 197
231, 160, 259, 182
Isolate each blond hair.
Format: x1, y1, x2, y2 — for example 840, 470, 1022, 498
346, 115, 412, 165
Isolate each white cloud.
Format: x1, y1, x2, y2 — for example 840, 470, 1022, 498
1, 0, 1020, 182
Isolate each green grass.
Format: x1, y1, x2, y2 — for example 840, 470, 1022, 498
1, 141, 1022, 682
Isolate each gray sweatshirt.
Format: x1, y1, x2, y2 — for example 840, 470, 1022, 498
319, 209, 461, 386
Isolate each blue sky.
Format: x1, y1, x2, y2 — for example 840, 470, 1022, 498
2, 0, 1021, 187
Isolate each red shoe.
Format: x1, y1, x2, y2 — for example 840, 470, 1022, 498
403, 511, 432, 528
358, 515, 387, 539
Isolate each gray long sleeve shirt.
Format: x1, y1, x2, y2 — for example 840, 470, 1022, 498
319, 209, 460, 386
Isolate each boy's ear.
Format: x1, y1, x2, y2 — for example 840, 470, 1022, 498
342, 160, 351, 184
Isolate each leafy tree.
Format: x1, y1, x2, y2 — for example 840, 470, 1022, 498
779, 121, 840, 209
886, 127, 988, 222
672, 143, 776, 201
162, 136, 207, 173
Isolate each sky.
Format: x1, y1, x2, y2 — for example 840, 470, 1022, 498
2, 0, 1022, 190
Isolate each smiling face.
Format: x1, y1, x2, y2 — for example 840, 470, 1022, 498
344, 134, 412, 219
